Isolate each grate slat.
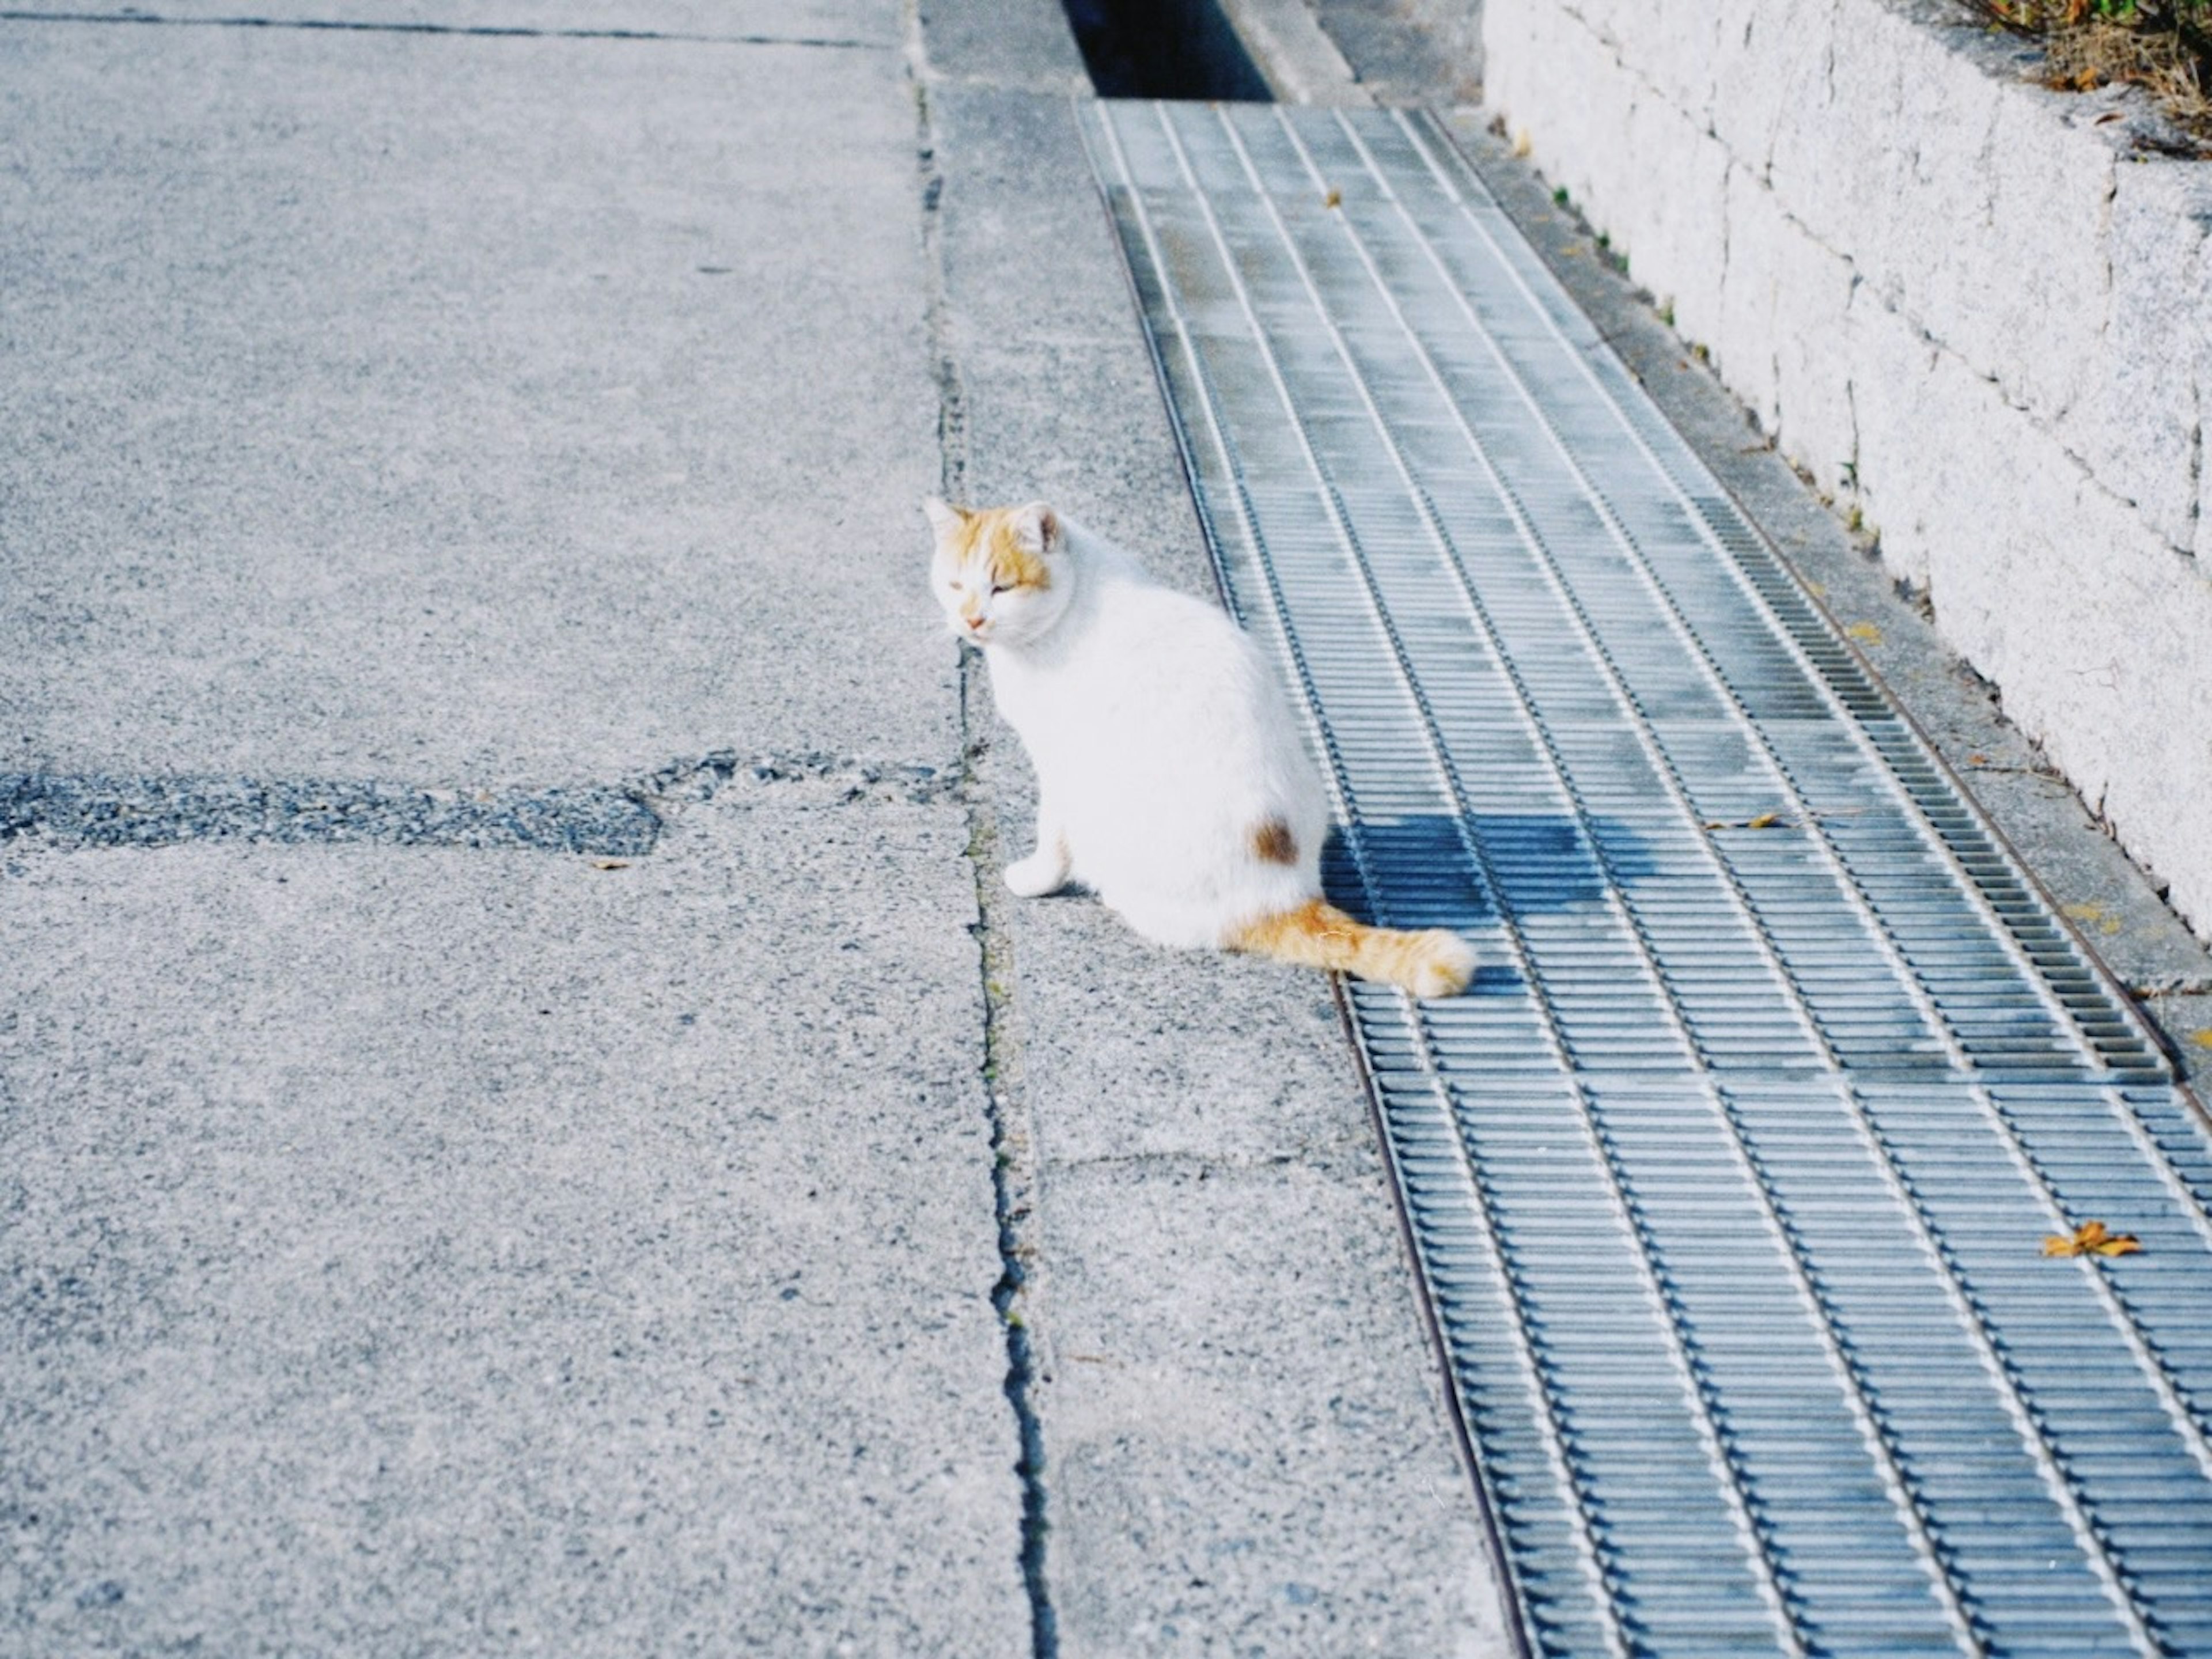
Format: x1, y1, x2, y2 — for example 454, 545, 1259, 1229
1081, 99, 2212, 1657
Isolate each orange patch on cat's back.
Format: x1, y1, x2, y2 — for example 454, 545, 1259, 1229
1251, 817, 1298, 865
962, 507, 1052, 592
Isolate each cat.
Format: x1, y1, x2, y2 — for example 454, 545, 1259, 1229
926, 497, 1477, 999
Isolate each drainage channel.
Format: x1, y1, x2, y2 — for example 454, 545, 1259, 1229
1059, 0, 1270, 100
1081, 99, 2212, 1658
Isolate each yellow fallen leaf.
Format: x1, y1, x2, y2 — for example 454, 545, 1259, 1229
2044, 1220, 2142, 1259
1746, 812, 1779, 830
1322, 187, 1342, 209
1845, 621, 1883, 646
2191, 1029, 2212, 1051
590, 858, 632, 871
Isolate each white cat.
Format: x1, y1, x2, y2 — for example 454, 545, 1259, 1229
926, 497, 1476, 998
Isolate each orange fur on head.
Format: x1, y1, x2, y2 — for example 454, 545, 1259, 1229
937, 502, 1055, 593
1230, 899, 1476, 998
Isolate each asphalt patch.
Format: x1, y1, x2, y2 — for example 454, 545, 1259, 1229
1, 752, 957, 858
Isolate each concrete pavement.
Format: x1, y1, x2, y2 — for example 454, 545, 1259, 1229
2, 2, 1509, 1653
918, 16, 1509, 1648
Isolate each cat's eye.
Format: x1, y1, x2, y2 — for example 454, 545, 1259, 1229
990, 583, 1012, 596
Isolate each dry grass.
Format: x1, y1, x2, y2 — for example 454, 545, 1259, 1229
1965, 1, 2212, 149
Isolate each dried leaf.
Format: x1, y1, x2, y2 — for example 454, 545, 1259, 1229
590, 858, 632, 872
1746, 812, 1779, 830
2044, 1219, 2142, 1258
1844, 620, 1884, 646
1322, 187, 1343, 209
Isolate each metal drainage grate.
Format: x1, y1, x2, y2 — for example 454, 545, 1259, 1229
1081, 99, 2212, 1658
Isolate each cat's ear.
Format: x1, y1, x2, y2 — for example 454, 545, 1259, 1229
1010, 502, 1062, 556
922, 497, 967, 541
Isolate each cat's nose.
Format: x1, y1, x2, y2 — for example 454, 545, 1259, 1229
964, 615, 987, 632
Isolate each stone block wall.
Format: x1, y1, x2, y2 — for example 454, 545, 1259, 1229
1482, 0, 2212, 941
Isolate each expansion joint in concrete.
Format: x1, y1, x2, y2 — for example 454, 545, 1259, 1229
907, 25, 1058, 1649
956, 665, 1059, 1659
0, 9, 884, 48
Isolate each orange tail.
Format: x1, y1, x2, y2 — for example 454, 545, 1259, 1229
1230, 898, 1477, 998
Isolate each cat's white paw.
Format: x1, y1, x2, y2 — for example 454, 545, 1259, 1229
1004, 851, 1069, 899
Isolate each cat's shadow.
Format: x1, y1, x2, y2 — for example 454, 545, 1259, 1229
1006, 809, 1656, 999
1321, 812, 1658, 995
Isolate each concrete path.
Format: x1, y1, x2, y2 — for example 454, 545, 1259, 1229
2, 2, 1508, 1653
919, 11, 1509, 1651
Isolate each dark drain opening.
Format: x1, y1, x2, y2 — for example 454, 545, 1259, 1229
1061, 0, 1272, 100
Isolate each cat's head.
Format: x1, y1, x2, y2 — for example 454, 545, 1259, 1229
924, 498, 1071, 647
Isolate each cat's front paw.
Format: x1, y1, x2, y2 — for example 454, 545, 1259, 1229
1003, 850, 1069, 899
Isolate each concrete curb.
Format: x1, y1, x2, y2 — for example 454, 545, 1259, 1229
1217, 0, 1372, 104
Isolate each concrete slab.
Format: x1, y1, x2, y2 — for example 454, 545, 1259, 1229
1040, 1161, 1514, 1659
926, 83, 1209, 573
1310, 0, 1485, 104
1215, 0, 1370, 105
914, 0, 1089, 90
0, 797, 1024, 1654
0, 14, 949, 784
1006, 891, 1373, 1175
2, 7, 1040, 1649
920, 23, 1513, 1647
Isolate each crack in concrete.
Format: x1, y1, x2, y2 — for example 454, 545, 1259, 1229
0, 8, 884, 48
639, 749, 961, 813
906, 11, 1058, 1650
1047, 1145, 1347, 1177
0, 751, 957, 858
